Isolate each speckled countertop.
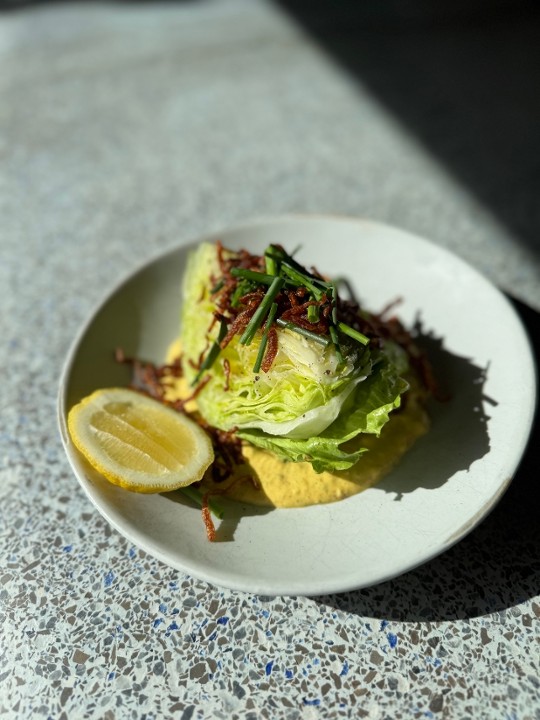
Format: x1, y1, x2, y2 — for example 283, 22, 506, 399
1, 1, 539, 718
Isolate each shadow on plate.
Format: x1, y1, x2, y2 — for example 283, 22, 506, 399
164, 490, 272, 543
379, 317, 492, 498
314, 296, 539, 621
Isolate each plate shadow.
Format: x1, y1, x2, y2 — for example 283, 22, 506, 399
164, 491, 273, 543
379, 317, 492, 499
313, 296, 539, 620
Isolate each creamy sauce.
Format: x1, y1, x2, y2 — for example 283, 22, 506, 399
165, 340, 429, 508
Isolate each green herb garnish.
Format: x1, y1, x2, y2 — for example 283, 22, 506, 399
276, 318, 330, 346
193, 317, 228, 385
253, 302, 279, 373
197, 244, 369, 381
337, 322, 370, 346
230, 267, 280, 285
307, 304, 320, 323
239, 276, 285, 345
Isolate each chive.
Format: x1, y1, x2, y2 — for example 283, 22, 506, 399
337, 322, 370, 346
329, 325, 344, 364
253, 334, 269, 374
281, 262, 323, 300
264, 244, 287, 262
239, 276, 284, 345
210, 278, 225, 295
264, 248, 278, 276
330, 283, 339, 325
307, 304, 320, 323
266, 245, 310, 275
276, 318, 330, 346
267, 245, 332, 287
281, 264, 323, 300
253, 302, 278, 373
179, 486, 224, 519
230, 278, 252, 308
230, 267, 277, 285
230, 266, 296, 289
192, 318, 228, 385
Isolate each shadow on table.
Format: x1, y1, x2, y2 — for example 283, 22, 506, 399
315, 296, 539, 621
276, 0, 540, 259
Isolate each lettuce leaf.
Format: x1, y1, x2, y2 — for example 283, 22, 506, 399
237, 355, 408, 472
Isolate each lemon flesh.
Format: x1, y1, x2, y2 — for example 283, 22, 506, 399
68, 388, 214, 493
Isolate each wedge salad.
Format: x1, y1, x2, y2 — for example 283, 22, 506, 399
175, 241, 429, 477
69, 238, 432, 541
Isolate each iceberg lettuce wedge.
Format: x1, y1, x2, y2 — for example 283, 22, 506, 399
180, 242, 411, 473
237, 353, 408, 472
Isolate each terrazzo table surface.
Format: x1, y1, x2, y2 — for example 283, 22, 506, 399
1, 1, 539, 718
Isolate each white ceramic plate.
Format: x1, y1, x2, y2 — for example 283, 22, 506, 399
58, 216, 536, 596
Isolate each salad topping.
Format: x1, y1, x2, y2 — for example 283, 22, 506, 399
193, 241, 372, 381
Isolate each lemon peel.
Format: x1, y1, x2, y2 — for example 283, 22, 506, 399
68, 388, 214, 493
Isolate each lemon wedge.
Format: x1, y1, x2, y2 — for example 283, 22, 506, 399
67, 388, 214, 493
